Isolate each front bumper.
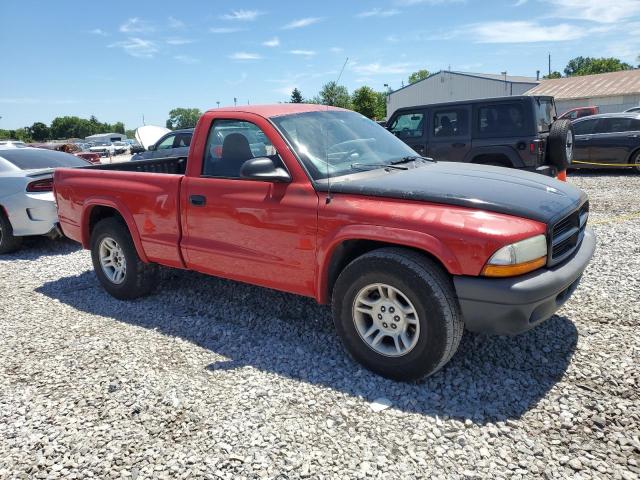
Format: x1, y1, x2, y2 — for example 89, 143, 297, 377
453, 227, 596, 335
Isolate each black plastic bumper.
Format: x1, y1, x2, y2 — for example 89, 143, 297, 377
453, 227, 596, 335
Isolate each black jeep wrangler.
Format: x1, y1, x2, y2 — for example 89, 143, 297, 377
386, 95, 573, 176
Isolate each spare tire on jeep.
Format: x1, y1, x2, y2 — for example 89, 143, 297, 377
548, 119, 574, 170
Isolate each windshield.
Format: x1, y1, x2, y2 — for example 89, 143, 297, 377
535, 98, 556, 133
0, 148, 90, 170
271, 110, 419, 180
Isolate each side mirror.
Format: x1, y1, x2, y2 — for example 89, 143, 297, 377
130, 145, 145, 154
148, 144, 156, 151
240, 157, 291, 183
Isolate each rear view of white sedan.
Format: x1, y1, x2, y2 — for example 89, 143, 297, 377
0, 147, 91, 253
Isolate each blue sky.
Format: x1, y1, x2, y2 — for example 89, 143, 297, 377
1, 0, 639, 130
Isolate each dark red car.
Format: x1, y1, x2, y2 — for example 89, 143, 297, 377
558, 106, 599, 120
53, 104, 595, 380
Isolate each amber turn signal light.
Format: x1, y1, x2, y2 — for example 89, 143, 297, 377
481, 256, 547, 278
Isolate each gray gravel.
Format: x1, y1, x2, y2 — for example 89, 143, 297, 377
1, 170, 639, 479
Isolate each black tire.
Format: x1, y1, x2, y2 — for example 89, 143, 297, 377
332, 248, 463, 381
548, 119, 574, 170
90, 217, 158, 300
630, 150, 640, 174
0, 210, 22, 254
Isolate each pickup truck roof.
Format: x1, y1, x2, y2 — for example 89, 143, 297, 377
205, 104, 347, 118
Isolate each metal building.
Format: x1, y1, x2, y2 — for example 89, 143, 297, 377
386, 71, 538, 118
524, 70, 640, 115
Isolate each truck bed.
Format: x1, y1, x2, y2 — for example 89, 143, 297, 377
54, 156, 187, 268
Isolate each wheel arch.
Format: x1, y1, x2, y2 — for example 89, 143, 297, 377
81, 201, 149, 263
318, 229, 461, 304
466, 146, 524, 168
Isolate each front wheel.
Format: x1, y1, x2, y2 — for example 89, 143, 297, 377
332, 248, 464, 381
90, 217, 158, 299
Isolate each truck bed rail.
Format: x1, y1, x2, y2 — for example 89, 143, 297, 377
82, 156, 187, 175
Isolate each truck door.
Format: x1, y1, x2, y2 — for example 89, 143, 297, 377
181, 117, 319, 298
387, 109, 428, 156
427, 106, 471, 162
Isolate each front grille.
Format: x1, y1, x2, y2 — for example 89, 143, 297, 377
549, 201, 588, 266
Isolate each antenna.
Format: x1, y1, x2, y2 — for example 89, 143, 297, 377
325, 57, 349, 205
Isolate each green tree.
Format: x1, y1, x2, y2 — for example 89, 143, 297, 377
166, 108, 202, 130
125, 129, 136, 139
564, 56, 632, 76
290, 88, 303, 103
543, 71, 562, 79
374, 91, 387, 120
318, 81, 351, 108
13, 128, 32, 142
28, 122, 50, 141
408, 69, 430, 84
352, 86, 380, 119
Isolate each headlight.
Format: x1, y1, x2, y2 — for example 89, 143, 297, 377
482, 234, 547, 277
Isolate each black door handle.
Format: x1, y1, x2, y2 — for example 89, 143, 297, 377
190, 195, 206, 206
452, 143, 466, 148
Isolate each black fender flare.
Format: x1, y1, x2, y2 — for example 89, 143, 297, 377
464, 146, 525, 168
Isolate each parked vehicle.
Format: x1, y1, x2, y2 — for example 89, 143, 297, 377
624, 106, 640, 113
32, 142, 102, 164
386, 95, 574, 177
74, 152, 101, 164
0, 140, 27, 148
88, 142, 110, 157
572, 113, 640, 172
558, 106, 599, 120
54, 105, 595, 380
131, 128, 193, 161
0, 147, 91, 253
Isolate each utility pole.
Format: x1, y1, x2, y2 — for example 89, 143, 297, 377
216, 101, 220, 108
233, 97, 237, 107
548, 52, 551, 76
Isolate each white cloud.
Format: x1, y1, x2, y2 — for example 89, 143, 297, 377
229, 52, 262, 61
263, 37, 280, 47
89, 28, 108, 36
351, 62, 414, 75
168, 16, 185, 28
330, 47, 344, 53
357, 8, 400, 18
221, 10, 264, 21
468, 21, 585, 43
282, 17, 323, 29
513, 0, 528, 5
289, 50, 316, 57
547, 0, 640, 24
119, 17, 154, 33
166, 38, 194, 45
275, 86, 297, 96
209, 27, 243, 34
174, 55, 199, 64
396, 0, 464, 4
109, 37, 158, 58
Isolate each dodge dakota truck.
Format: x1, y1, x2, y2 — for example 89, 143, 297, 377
54, 104, 595, 380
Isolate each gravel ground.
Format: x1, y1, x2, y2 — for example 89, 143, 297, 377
1, 170, 639, 479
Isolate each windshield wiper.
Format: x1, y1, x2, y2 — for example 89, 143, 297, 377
350, 162, 408, 171
392, 155, 436, 165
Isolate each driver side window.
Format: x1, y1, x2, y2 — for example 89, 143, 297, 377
390, 112, 424, 139
203, 120, 279, 178
156, 134, 176, 150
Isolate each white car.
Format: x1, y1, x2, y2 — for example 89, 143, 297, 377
0, 140, 27, 148
0, 147, 91, 253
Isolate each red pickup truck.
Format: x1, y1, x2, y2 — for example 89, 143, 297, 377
54, 104, 595, 380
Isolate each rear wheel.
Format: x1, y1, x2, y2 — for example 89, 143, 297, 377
332, 248, 463, 381
0, 211, 22, 254
90, 217, 158, 299
630, 151, 640, 174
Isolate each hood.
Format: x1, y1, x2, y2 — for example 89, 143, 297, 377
135, 125, 170, 150
321, 162, 587, 224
